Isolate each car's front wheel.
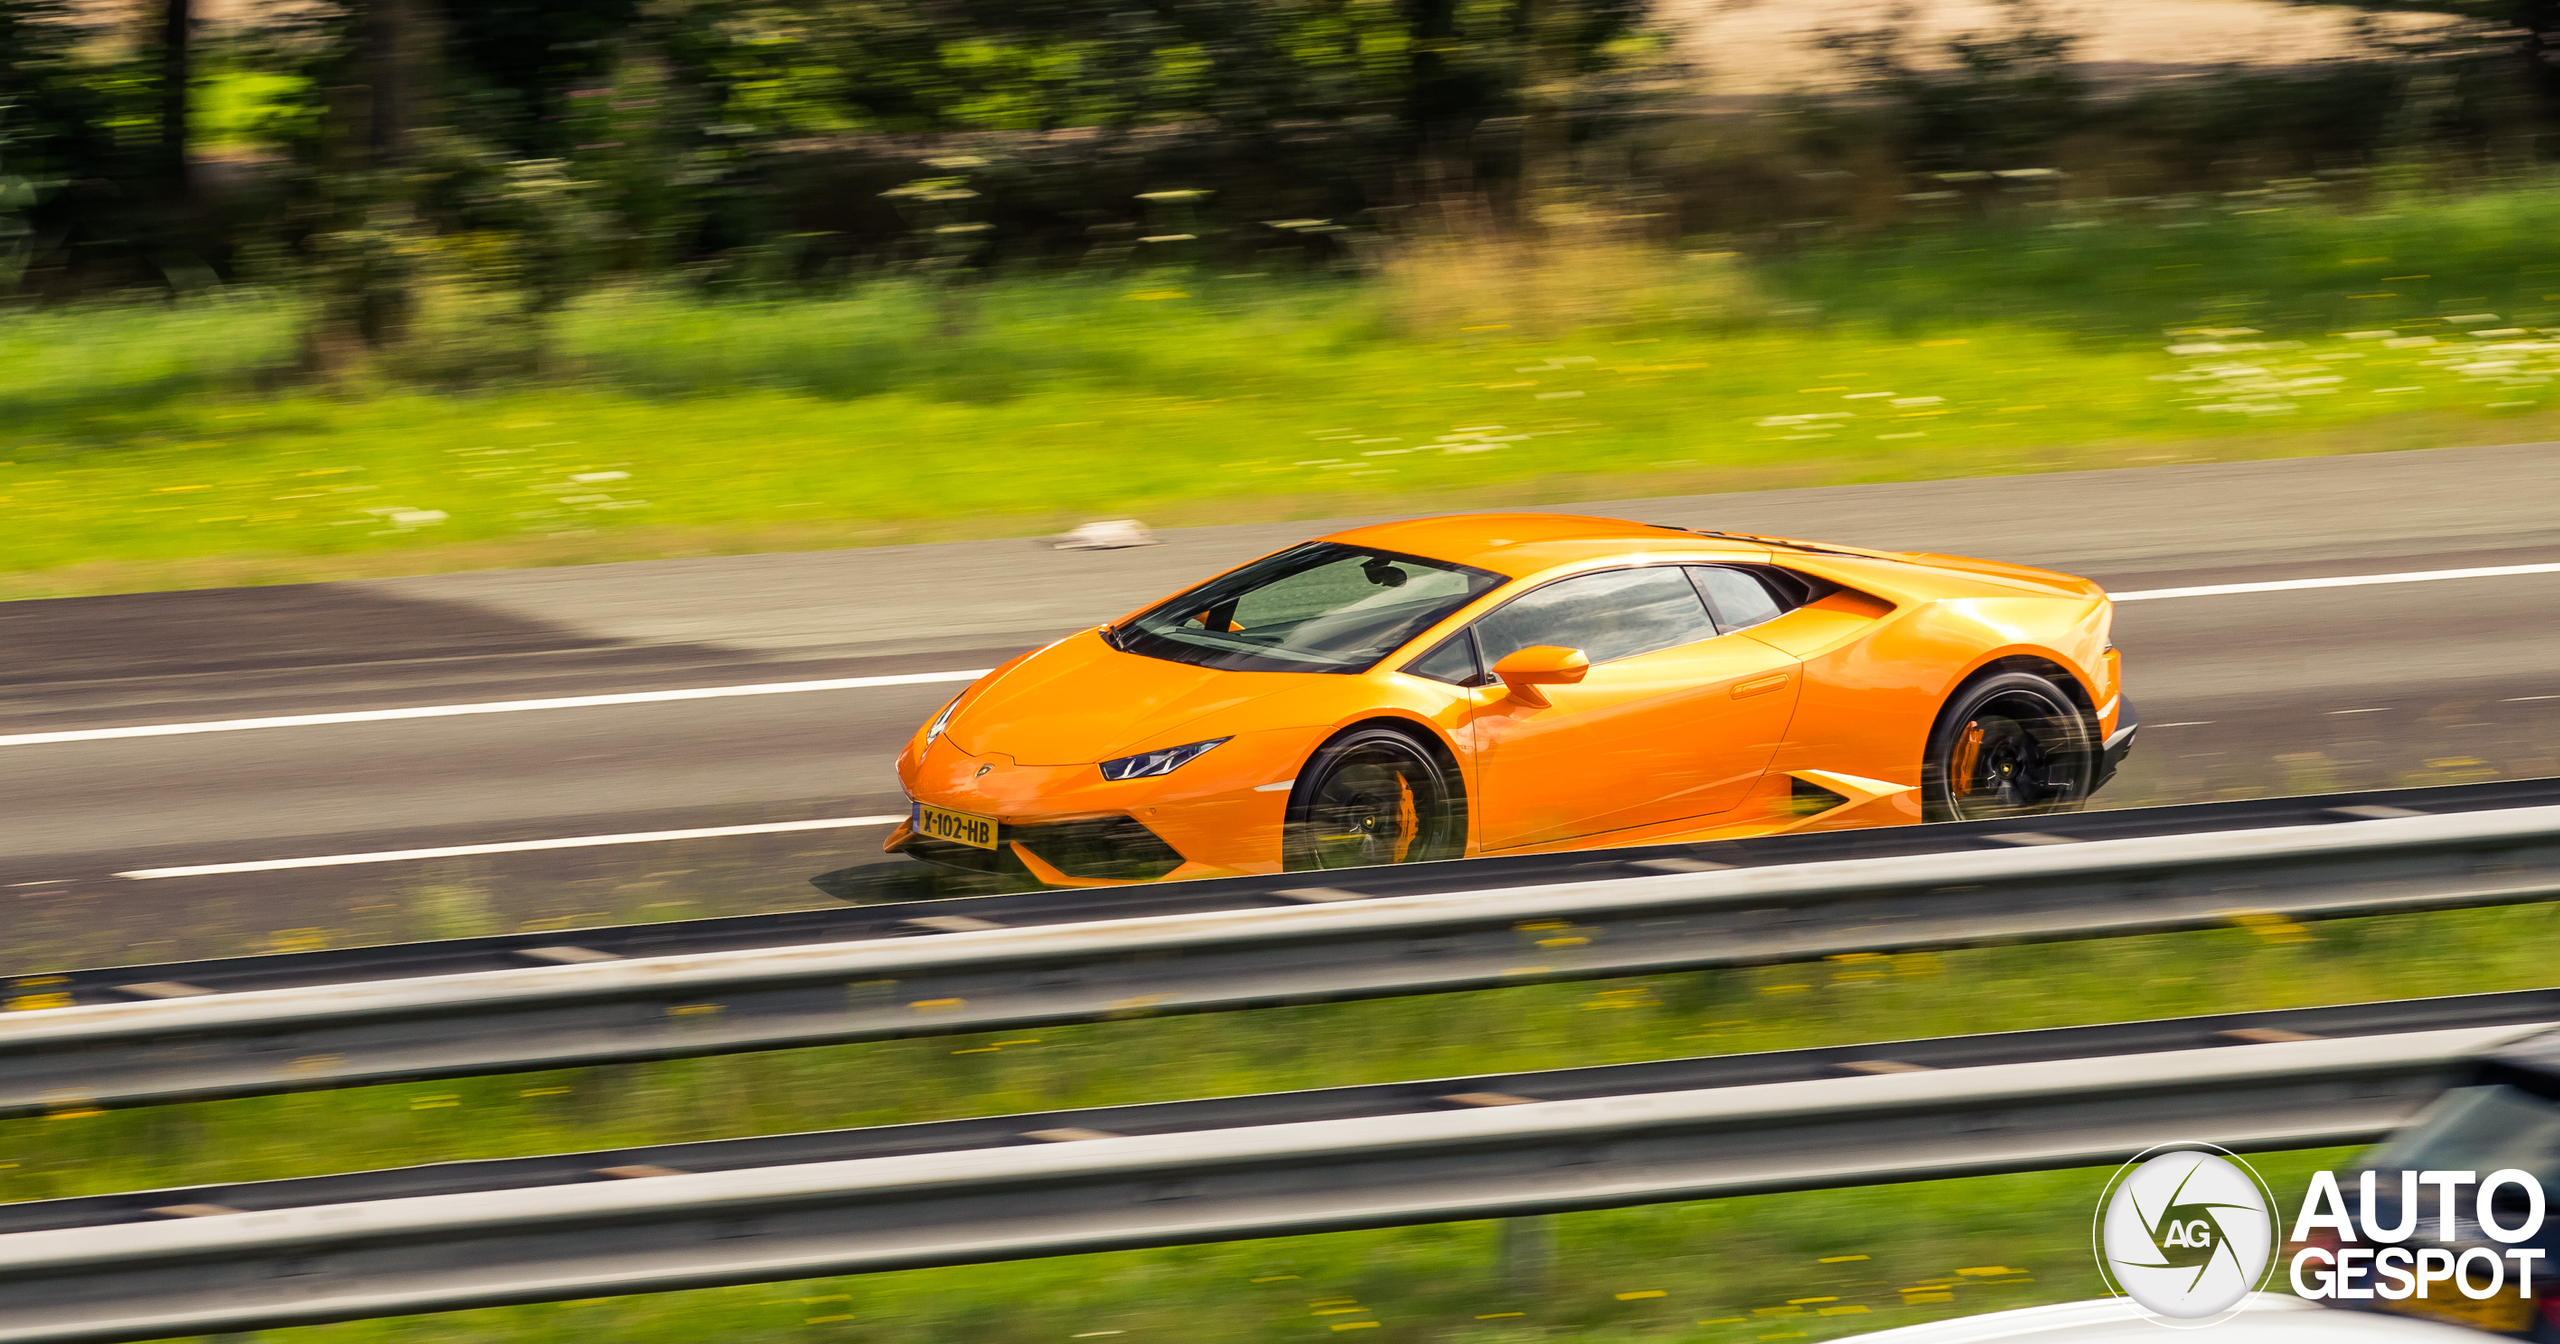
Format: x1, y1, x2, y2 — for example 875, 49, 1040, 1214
1922, 671, 2098, 822
1283, 726, 1465, 870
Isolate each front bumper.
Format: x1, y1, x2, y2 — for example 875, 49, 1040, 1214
900, 813, 1189, 884
889, 728, 1313, 885
2096, 694, 2139, 790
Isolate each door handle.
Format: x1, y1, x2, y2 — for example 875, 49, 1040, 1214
1732, 673, 1791, 699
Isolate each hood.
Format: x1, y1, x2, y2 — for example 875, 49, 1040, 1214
944, 629, 1289, 765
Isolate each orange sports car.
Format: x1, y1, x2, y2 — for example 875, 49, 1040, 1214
887, 513, 2135, 886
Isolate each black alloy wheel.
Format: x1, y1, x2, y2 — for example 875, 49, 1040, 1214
1921, 671, 2099, 822
1283, 726, 1465, 871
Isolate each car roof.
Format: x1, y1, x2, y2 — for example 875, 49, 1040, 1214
1319, 512, 1773, 575
1848, 1295, 2490, 1341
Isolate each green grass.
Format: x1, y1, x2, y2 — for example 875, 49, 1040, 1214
6, 178, 2560, 595
1766, 176, 2560, 340
5, 900, 2552, 1341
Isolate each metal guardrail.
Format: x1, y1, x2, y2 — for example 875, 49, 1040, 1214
11, 983, 2560, 1237
6, 803, 2560, 1117
3, 1017, 2547, 1343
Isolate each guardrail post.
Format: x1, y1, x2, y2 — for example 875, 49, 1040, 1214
1499, 1214, 1555, 1295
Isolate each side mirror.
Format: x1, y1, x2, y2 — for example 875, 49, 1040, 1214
1490, 645, 1590, 706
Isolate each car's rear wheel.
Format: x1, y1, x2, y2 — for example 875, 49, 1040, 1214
1922, 671, 2098, 822
1283, 726, 1465, 871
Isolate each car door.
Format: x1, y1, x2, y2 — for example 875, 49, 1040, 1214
1464, 565, 1802, 849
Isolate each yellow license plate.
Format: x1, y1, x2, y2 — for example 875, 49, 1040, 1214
2383, 1292, 2535, 1334
915, 803, 1000, 851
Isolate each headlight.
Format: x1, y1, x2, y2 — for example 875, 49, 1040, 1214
921, 697, 960, 747
1098, 737, 1231, 781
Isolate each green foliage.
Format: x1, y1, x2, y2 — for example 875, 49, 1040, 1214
194, 66, 313, 154
12, 0, 2558, 313
423, 154, 612, 323
1, 0, 1683, 303
2116, 64, 2408, 182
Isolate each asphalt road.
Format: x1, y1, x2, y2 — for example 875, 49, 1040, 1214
6, 441, 2558, 972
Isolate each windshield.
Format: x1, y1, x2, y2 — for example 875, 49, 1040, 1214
2367, 1084, 2560, 1187
2357, 1084, 2560, 1232
1114, 542, 1507, 674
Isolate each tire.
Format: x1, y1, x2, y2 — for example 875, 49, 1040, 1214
1283, 726, 1466, 871
1921, 671, 2099, 823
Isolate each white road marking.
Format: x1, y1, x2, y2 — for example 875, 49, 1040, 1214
116, 815, 909, 879
2111, 561, 2560, 602
0, 670, 990, 748
14, 561, 2558, 752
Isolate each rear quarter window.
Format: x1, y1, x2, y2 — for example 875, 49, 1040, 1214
1687, 566, 1808, 631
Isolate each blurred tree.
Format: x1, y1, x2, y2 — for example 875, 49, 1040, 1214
2525, 0, 2559, 106
0, 1, 108, 187
363, 0, 436, 166
5, 0, 1684, 303
290, 0, 447, 373
641, 0, 1649, 154
629, 0, 1659, 253
0, 1, 122, 296
0, 103, 55, 295
1517, 0, 1577, 220
1814, 0, 2088, 173
442, 0, 643, 154
18, 0, 2560, 312
155, 0, 190, 201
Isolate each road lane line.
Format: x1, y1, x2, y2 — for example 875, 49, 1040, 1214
116, 816, 909, 879
2111, 561, 2560, 602
0, 670, 990, 749
14, 561, 2560, 751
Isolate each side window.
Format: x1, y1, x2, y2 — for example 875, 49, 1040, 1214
1474, 567, 1717, 668
1401, 630, 1485, 687
1688, 566, 1788, 632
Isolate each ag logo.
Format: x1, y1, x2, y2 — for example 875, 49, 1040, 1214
2094, 1143, 2277, 1326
